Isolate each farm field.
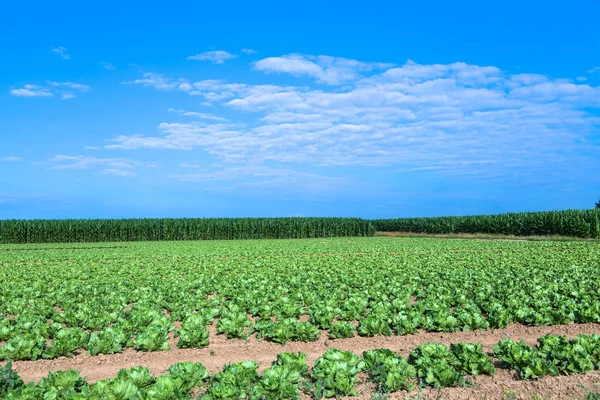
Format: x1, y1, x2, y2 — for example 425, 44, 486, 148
1, 237, 600, 399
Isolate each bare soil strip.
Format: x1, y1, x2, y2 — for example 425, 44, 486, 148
347, 370, 600, 400
10, 323, 600, 399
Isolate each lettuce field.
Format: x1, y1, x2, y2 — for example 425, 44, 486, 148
1, 237, 600, 399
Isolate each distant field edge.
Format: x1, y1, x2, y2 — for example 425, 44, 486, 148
373, 208, 600, 239
2, 209, 599, 244
0, 217, 376, 244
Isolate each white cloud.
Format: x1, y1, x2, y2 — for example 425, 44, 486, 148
167, 108, 228, 121
101, 169, 136, 177
10, 82, 90, 99
52, 46, 69, 60
588, 66, 600, 73
101, 57, 600, 184
100, 62, 116, 71
576, 76, 588, 82
187, 50, 237, 64
241, 48, 258, 54
48, 155, 157, 177
0, 157, 21, 162
84, 146, 99, 150
254, 54, 394, 85
10, 84, 52, 97
125, 73, 187, 90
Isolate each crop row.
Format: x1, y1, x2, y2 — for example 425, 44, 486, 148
0, 218, 375, 244
4, 302, 600, 362
3, 334, 600, 399
373, 209, 600, 238
2, 240, 600, 361
2, 208, 600, 244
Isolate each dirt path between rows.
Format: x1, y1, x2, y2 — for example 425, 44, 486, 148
348, 370, 600, 400
9, 322, 600, 398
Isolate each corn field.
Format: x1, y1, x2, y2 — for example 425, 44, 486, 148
373, 209, 600, 238
0, 218, 375, 244
2, 210, 598, 244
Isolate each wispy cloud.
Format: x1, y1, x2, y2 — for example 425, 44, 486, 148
124, 72, 188, 90
100, 62, 116, 71
254, 54, 394, 85
0, 157, 22, 162
187, 50, 237, 64
51, 46, 69, 60
101, 56, 600, 185
10, 82, 90, 99
167, 108, 228, 121
588, 66, 600, 73
241, 48, 257, 54
10, 84, 52, 97
48, 155, 157, 177
576, 76, 588, 82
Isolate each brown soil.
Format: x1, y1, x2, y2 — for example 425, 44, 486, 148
348, 370, 600, 399
10, 323, 600, 399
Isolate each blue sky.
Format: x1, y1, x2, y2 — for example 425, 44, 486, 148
1, 0, 599, 219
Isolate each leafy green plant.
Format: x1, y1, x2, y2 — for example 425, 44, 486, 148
272, 352, 308, 376
424, 310, 460, 333
256, 319, 320, 345
486, 304, 513, 329
251, 365, 302, 399
145, 375, 190, 400
133, 326, 170, 351
358, 314, 393, 337
36, 370, 88, 398
87, 327, 128, 356
75, 379, 143, 400
392, 311, 422, 335
294, 321, 320, 342
43, 328, 89, 359
309, 306, 338, 329
571, 334, 600, 367
493, 339, 558, 380
311, 349, 365, 398
177, 315, 210, 348
409, 343, 464, 388
116, 366, 156, 389
0, 334, 46, 361
449, 343, 495, 376
202, 360, 259, 400
0, 362, 23, 395
328, 321, 355, 339
537, 335, 595, 375
0, 319, 14, 342
217, 312, 253, 339
363, 349, 416, 393
167, 362, 210, 392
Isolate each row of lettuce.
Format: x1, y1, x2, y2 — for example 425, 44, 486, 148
3, 334, 600, 399
4, 294, 600, 362
1, 209, 599, 243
